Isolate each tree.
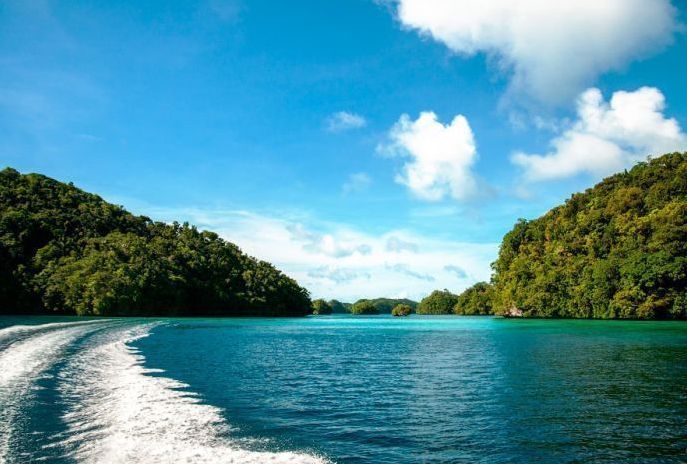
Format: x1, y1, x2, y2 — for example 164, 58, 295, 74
312, 299, 333, 315
352, 298, 418, 313
417, 290, 459, 315
351, 300, 379, 315
490, 152, 687, 319
0, 168, 312, 317
328, 299, 350, 313
454, 282, 493, 315
391, 304, 412, 317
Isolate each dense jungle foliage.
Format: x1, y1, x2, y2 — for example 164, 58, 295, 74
491, 152, 687, 319
350, 300, 379, 315
353, 297, 417, 314
415, 284, 494, 316
328, 299, 351, 313
0, 168, 311, 316
454, 282, 494, 315
417, 290, 459, 314
311, 299, 333, 315
391, 303, 412, 317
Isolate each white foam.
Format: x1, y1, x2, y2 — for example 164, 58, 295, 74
57, 324, 329, 464
0, 320, 106, 348
0, 320, 109, 464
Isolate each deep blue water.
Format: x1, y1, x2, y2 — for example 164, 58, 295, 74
0, 315, 686, 463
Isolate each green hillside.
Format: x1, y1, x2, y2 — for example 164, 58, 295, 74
352, 298, 418, 314
0, 168, 311, 317
490, 152, 687, 319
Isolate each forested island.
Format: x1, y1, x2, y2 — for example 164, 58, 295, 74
415, 152, 687, 320
3, 152, 686, 319
310, 298, 418, 315
0, 168, 311, 316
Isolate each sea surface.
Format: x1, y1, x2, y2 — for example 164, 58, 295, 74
0, 315, 686, 464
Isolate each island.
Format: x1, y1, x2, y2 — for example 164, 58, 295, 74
391, 304, 412, 317
0, 168, 311, 317
412, 152, 687, 319
3, 152, 686, 320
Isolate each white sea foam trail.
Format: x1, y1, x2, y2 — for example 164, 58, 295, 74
0, 319, 105, 349
0, 320, 110, 464
57, 324, 328, 464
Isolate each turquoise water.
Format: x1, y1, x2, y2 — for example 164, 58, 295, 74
1, 315, 686, 463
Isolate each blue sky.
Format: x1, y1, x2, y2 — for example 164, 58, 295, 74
2, 0, 686, 301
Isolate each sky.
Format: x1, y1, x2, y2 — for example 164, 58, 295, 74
1, 0, 686, 302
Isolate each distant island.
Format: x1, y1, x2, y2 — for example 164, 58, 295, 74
2, 152, 686, 319
309, 298, 419, 315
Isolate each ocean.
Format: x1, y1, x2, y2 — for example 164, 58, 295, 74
0, 315, 685, 463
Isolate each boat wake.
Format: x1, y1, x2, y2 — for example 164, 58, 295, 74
0, 320, 110, 463
0, 320, 328, 464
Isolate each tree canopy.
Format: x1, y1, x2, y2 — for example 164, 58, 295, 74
311, 299, 333, 315
391, 304, 412, 317
454, 282, 493, 315
0, 168, 311, 317
490, 152, 687, 319
328, 299, 351, 313
350, 297, 417, 314
350, 300, 379, 315
417, 290, 458, 315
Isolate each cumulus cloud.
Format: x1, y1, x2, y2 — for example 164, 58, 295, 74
393, 0, 680, 104
326, 111, 367, 132
381, 111, 477, 201
342, 172, 372, 194
512, 87, 687, 181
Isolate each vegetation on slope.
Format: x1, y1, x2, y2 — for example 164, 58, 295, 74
391, 304, 412, 317
311, 299, 333, 315
491, 152, 687, 319
454, 282, 494, 315
416, 290, 458, 315
353, 298, 418, 314
415, 284, 493, 316
350, 300, 379, 315
328, 299, 351, 313
0, 168, 311, 316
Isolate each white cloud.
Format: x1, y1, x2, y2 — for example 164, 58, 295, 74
381, 111, 477, 201
326, 111, 367, 132
385, 235, 418, 253
286, 223, 372, 258
512, 87, 687, 181
342, 172, 372, 194
393, 0, 680, 104
307, 267, 371, 284
135, 206, 497, 302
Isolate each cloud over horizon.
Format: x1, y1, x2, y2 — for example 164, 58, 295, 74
512, 87, 687, 181
392, 0, 680, 105
141, 207, 496, 301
